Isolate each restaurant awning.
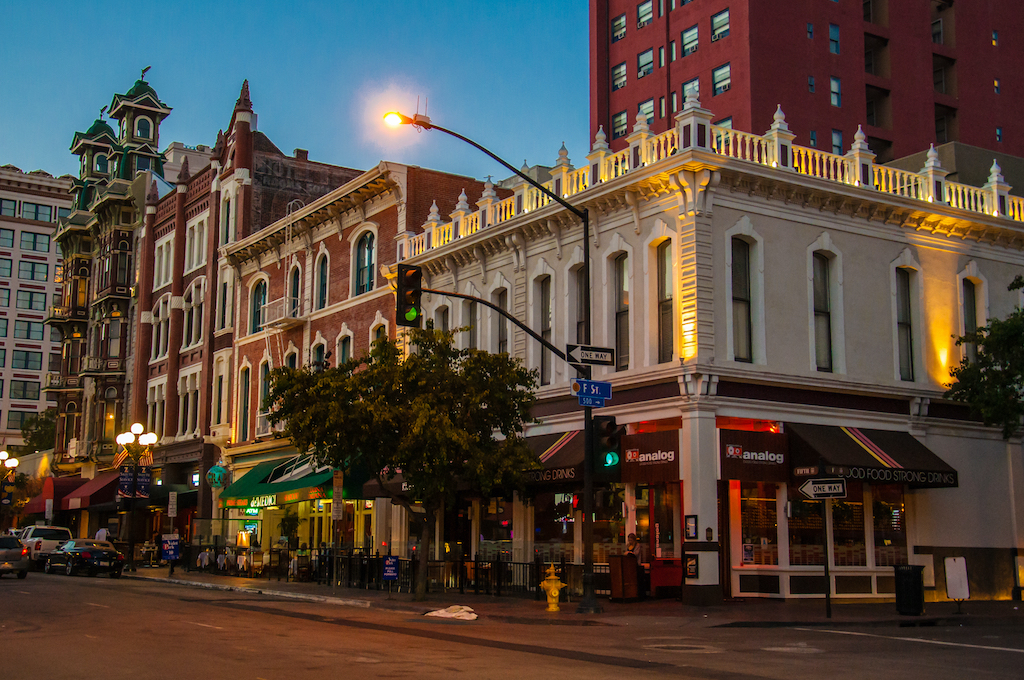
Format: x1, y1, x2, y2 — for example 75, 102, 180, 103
61, 471, 119, 510
787, 423, 958, 488
220, 455, 334, 509
525, 431, 584, 486
23, 476, 89, 515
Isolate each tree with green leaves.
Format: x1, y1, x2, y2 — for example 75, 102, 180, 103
268, 325, 539, 600
945, 275, 1024, 439
19, 407, 57, 454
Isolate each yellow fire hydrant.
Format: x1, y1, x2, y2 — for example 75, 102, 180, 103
541, 564, 567, 612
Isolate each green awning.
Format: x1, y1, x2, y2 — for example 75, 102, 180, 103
220, 456, 334, 509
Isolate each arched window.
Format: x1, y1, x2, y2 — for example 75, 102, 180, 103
251, 280, 267, 333
375, 325, 386, 342
313, 343, 326, 370
290, 266, 301, 317
355, 232, 375, 295
316, 255, 329, 309
135, 117, 151, 139
286, 351, 298, 369
239, 367, 250, 441
103, 387, 118, 441
260, 362, 271, 411
614, 253, 630, 371
95, 154, 108, 174
338, 336, 352, 364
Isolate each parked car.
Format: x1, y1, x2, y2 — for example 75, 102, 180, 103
45, 539, 125, 577
19, 526, 72, 567
0, 535, 30, 578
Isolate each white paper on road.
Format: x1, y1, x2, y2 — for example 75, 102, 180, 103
424, 605, 478, 621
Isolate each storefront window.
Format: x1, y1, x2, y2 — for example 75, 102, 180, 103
872, 485, 907, 567
832, 483, 866, 566
533, 492, 575, 562
649, 483, 680, 559
478, 498, 513, 560
592, 485, 626, 563
740, 482, 778, 565
788, 489, 824, 566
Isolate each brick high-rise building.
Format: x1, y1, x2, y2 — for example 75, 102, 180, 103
591, 0, 1023, 163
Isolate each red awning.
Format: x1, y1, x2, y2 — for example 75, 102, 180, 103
22, 476, 89, 515
61, 471, 120, 511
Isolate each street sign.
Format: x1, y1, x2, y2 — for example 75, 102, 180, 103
577, 396, 608, 408
168, 491, 178, 519
799, 478, 847, 500
162, 533, 180, 561
571, 378, 612, 400
383, 555, 399, 581
566, 344, 616, 366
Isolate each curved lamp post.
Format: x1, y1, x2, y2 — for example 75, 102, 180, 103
0, 450, 19, 478
115, 423, 158, 571
383, 111, 601, 613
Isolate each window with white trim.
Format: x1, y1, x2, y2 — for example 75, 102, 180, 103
656, 240, 673, 363
713, 63, 731, 95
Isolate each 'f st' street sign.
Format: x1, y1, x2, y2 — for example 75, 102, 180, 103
799, 478, 847, 500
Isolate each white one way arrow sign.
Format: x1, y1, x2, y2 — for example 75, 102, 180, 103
799, 478, 847, 500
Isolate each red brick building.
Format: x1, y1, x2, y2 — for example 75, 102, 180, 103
591, 0, 1023, 162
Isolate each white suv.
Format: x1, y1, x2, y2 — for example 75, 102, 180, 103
20, 526, 72, 566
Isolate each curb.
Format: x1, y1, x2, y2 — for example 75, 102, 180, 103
125, 573, 372, 608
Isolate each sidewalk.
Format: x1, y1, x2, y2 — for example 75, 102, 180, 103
124, 566, 1024, 628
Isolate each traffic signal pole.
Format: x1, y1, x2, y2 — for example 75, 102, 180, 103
388, 112, 601, 613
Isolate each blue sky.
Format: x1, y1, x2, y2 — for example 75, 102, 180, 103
0, 1, 590, 184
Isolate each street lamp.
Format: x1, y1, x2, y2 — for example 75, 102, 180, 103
0, 450, 19, 477
116, 423, 158, 571
384, 111, 602, 613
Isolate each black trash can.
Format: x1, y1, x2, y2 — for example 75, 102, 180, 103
893, 564, 925, 616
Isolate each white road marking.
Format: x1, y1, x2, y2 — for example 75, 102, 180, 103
797, 627, 1024, 654
193, 622, 223, 630
86, 602, 110, 608
18, 591, 30, 595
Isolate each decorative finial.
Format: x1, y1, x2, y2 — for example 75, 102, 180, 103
427, 200, 440, 222
988, 159, 1005, 184
455, 188, 469, 212
234, 79, 253, 112
178, 156, 191, 183
773, 105, 786, 124
854, 125, 866, 143
141, 65, 151, 80
99, 105, 107, 120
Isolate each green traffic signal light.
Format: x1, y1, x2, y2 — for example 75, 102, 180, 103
593, 415, 625, 482
396, 264, 423, 328
603, 451, 619, 467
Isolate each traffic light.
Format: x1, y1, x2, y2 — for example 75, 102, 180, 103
593, 415, 625, 483
396, 264, 423, 328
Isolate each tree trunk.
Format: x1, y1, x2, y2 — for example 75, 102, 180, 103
414, 509, 434, 601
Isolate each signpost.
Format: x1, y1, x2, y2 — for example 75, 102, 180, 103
566, 344, 615, 367
799, 478, 846, 619
383, 554, 399, 599
168, 491, 178, 519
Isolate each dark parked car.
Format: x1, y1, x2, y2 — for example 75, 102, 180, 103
0, 535, 30, 578
44, 539, 125, 577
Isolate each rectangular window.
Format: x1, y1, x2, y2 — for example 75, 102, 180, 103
612, 110, 629, 139
896, 268, 914, 381
807, 23, 814, 39
466, 301, 478, 350
732, 238, 752, 362
830, 77, 841, 106
239, 368, 250, 441
682, 25, 698, 56
0, 259, 11, 278
7, 411, 32, 431
21, 203, 52, 223
873, 486, 908, 567
865, 47, 875, 75
670, 40, 676, 61
712, 63, 731, 95
612, 13, 627, 42
0, 319, 7, 337
660, 96, 666, 118
810, 130, 817, 147
49, 352, 60, 371
638, 98, 654, 125
671, 91, 678, 113
0, 349, 6, 367
995, 79, 1000, 94
931, 19, 943, 45
993, 30, 999, 46
808, 76, 815, 93
0, 289, 8, 307
10, 380, 40, 400
659, 46, 665, 67
12, 350, 42, 370
829, 23, 840, 54
20, 232, 50, 252
615, 254, 630, 371
637, 0, 653, 28
963, 279, 978, 363
657, 241, 673, 363
638, 49, 654, 78
16, 290, 46, 311
539, 277, 551, 385
14, 320, 44, 340
0, 201, 15, 219
866, 100, 877, 127
576, 268, 586, 344
832, 129, 843, 154
711, 9, 730, 41
0, 228, 13, 247
683, 77, 700, 100
741, 483, 779, 565
996, 127, 1003, 143
18, 261, 48, 281
612, 62, 627, 91
813, 253, 833, 372
497, 289, 509, 354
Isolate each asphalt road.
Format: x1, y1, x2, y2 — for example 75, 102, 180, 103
3, 573, 1024, 679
